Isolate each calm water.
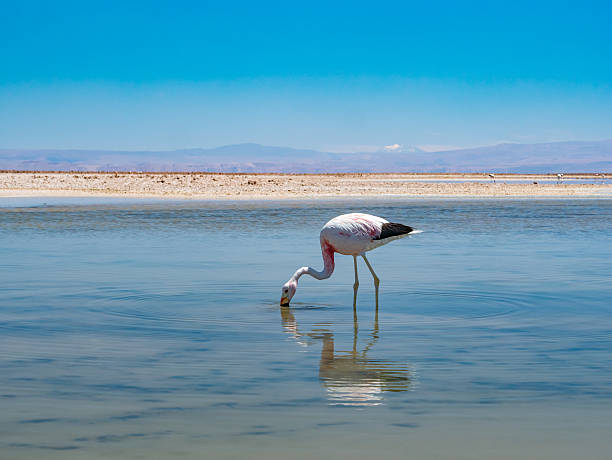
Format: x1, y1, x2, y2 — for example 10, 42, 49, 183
1, 198, 611, 459
367, 178, 612, 185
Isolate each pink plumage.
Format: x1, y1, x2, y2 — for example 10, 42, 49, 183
280, 213, 421, 307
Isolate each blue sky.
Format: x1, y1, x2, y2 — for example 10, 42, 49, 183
1, 0, 611, 151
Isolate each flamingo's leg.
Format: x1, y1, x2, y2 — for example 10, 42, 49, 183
353, 255, 359, 310
361, 253, 380, 309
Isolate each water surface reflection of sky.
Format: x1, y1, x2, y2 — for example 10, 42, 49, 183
1, 198, 611, 459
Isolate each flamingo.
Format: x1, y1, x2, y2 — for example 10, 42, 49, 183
280, 213, 421, 308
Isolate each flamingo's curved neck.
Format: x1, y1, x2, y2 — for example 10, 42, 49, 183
292, 240, 335, 282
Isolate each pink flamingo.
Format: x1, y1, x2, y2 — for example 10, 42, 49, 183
280, 213, 421, 308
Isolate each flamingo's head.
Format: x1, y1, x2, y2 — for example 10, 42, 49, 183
280, 280, 297, 306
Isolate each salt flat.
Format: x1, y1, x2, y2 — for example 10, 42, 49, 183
1, 172, 611, 199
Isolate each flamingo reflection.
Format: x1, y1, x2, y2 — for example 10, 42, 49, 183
280, 307, 413, 406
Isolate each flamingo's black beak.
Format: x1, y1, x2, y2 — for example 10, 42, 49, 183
280, 297, 290, 307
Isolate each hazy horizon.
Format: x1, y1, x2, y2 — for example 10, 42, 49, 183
3, 139, 612, 173
3, 137, 612, 153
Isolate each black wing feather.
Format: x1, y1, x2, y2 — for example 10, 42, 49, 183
375, 222, 414, 240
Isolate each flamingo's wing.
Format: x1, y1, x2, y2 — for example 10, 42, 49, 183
374, 222, 414, 240
322, 213, 420, 254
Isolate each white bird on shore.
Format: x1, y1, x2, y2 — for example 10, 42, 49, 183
489, 173, 496, 183
280, 213, 421, 308
557, 173, 564, 183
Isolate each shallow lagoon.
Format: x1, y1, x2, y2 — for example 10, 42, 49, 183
1, 198, 611, 459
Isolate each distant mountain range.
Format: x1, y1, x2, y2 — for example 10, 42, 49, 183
1, 140, 611, 173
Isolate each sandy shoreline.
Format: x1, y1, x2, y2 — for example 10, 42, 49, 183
1, 172, 611, 199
